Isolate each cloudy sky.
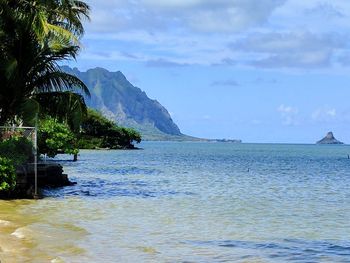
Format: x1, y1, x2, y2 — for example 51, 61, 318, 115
69, 0, 350, 143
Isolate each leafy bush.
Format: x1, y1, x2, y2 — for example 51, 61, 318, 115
81, 109, 141, 149
81, 109, 115, 137
0, 157, 16, 192
122, 127, 141, 144
38, 118, 79, 157
0, 137, 33, 165
77, 136, 103, 149
101, 127, 141, 149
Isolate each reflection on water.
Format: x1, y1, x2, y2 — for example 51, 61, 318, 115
1, 142, 350, 262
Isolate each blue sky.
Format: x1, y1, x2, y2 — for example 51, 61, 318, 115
69, 0, 350, 143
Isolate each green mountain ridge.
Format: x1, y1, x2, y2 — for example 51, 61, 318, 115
63, 66, 193, 140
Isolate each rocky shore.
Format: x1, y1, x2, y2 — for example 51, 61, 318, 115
0, 163, 75, 199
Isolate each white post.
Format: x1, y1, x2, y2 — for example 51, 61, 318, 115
34, 114, 39, 199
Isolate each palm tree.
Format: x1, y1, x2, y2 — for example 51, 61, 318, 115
0, 0, 90, 125
35, 91, 87, 133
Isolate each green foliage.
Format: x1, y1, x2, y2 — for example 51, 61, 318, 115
77, 136, 103, 149
82, 109, 115, 137
0, 0, 90, 125
101, 126, 142, 149
0, 137, 33, 166
18, 98, 40, 126
36, 92, 87, 133
122, 127, 142, 144
38, 118, 79, 157
80, 109, 141, 149
0, 157, 16, 192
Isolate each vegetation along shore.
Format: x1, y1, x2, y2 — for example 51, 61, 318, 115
0, 0, 140, 199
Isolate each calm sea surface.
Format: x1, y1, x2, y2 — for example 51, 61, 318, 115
1, 142, 350, 262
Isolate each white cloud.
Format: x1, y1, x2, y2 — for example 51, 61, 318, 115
252, 77, 277, 84
312, 107, 337, 122
80, 0, 350, 70
277, 104, 299, 126
202, 115, 212, 120
278, 104, 298, 114
305, 2, 345, 18
253, 51, 332, 68
83, 30, 235, 66
231, 32, 342, 53
327, 109, 336, 117
86, 0, 286, 33
230, 31, 347, 68
210, 79, 240, 87
145, 58, 189, 68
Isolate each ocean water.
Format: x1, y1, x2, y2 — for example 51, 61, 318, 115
1, 142, 350, 262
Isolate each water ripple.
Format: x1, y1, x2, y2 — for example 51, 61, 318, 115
32, 143, 350, 262
43, 178, 193, 199
187, 239, 350, 262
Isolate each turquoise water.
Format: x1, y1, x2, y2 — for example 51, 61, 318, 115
1, 142, 350, 262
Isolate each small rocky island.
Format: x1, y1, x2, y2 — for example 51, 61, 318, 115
316, 132, 344, 145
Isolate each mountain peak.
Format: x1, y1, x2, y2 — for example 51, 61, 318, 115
64, 66, 183, 140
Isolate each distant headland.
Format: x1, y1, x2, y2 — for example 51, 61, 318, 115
211, 139, 242, 143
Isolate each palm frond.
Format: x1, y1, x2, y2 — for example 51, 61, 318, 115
35, 91, 87, 132
0, 0, 91, 124
33, 71, 90, 96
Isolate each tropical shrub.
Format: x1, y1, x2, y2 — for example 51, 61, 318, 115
38, 118, 79, 157
81, 109, 115, 137
101, 127, 141, 149
80, 109, 142, 149
0, 137, 33, 165
77, 136, 103, 149
0, 157, 16, 192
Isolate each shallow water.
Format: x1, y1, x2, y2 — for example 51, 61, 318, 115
1, 142, 350, 262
